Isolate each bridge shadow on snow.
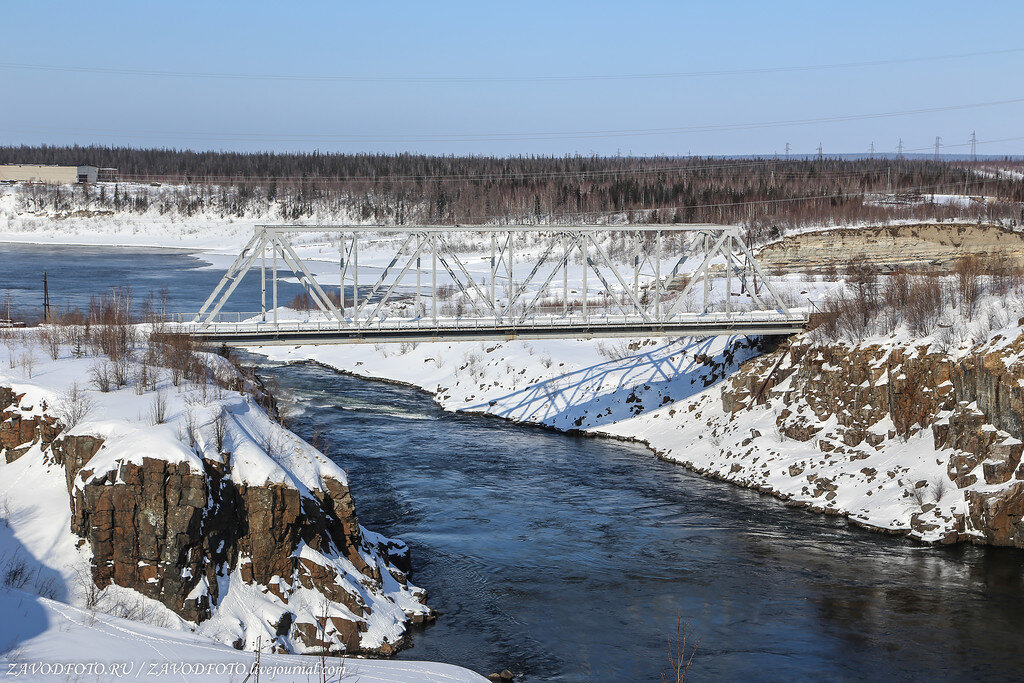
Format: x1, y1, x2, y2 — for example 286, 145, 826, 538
466, 335, 763, 430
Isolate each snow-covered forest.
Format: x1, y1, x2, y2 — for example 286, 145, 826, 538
3, 146, 1023, 241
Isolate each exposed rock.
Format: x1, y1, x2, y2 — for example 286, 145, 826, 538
71, 457, 210, 621
966, 483, 1024, 546
1, 384, 430, 656
719, 332, 1024, 549
755, 222, 1024, 276
1, 387, 60, 463
49, 434, 105, 496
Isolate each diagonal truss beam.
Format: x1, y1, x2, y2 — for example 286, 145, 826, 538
194, 231, 264, 324
190, 223, 800, 333
271, 233, 344, 321
665, 230, 733, 318
587, 234, 653, 322
362, 235, 428, 323
516, 232, 585, 323
350, 233, 418, 321
732, 236, 790, 314
436, 236, 501, 318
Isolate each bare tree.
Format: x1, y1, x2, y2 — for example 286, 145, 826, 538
213, 409, 228, 453
661, 614, 699, 683
906, 275, 945, 335
149, 389, 168, 425
54, 381, 95, 429
89, 361, 114, 392
953, 255, 984, 318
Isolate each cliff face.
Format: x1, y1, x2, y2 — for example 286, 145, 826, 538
755, 222, 1024, 275
721, 333, 1024, 547
1, 386, 59, 463
1, 384, 430, 656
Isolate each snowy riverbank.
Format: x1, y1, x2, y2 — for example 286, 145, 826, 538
255, 290, 1024, 548
0, 325, 484, 681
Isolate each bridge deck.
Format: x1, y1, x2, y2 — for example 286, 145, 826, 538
179, 313, 808, 346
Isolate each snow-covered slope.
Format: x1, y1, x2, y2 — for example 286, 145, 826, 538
0, 327, 482, 680
257, 276, 1024, 549
0, 586, 480, 682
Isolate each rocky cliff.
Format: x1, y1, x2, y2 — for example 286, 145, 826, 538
717, 332, 1024, 547
1, 380, 431, 656
755, 222, 1024, 275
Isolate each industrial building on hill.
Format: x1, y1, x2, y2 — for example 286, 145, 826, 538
0, 164, 99, 184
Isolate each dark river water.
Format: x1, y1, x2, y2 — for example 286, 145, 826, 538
3, 242, 1024, 681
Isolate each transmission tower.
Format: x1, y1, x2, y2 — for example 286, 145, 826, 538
970, 130, 977, 161
934, 136, 942, 161
869, 141, 875, 158
817, 142, 823, 161
897, 138, 904, 158
784, 142, 790, 160
42, 271, 50, 323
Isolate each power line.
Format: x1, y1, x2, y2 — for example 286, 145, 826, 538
54, 143, 1024, 185
4, 97, 1024, 144
107, 159, 1001, 185
9, 178, 990, 223
440, 180, 1001, 221
0, 47, 1021, 84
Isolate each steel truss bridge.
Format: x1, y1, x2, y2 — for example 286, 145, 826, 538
182, 224, 808, 345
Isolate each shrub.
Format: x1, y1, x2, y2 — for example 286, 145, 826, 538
905, 275, 944, 336
953, 255, 984, 318
89, 361, 113, 392
54, 382, 95, 429
149, 389, 168, 425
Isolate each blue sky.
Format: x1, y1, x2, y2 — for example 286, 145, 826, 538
2, 1, 1022, 157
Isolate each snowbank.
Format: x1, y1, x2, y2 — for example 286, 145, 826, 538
0, 328, 480, 681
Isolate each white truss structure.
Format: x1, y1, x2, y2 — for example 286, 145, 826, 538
190, 224, 804, 342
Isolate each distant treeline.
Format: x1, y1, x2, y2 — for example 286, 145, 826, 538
3, 145, 1022, 240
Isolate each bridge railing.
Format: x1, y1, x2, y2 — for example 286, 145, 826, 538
165, 308, 809, 336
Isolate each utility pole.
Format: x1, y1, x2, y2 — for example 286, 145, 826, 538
970, 130, 977, 162
42, 271, 50, 323
934, 136, 942, 161
784, 142, 791, 160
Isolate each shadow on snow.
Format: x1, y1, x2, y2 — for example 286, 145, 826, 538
466, 335, 765, 430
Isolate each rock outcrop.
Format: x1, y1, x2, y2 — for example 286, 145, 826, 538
1, 385, 431, 655
721, 332, 1024, 547
753, 222, 1024, 275
1, 387, 59, 463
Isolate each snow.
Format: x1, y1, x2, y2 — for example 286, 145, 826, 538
4, 182, 1021, 677
866, 192, 999, 208
253, 273, 1024, 545
0, 330, 481, 681
970, 166, 1024, 182
0, 348, 349, 493
0, 588, 481, 682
